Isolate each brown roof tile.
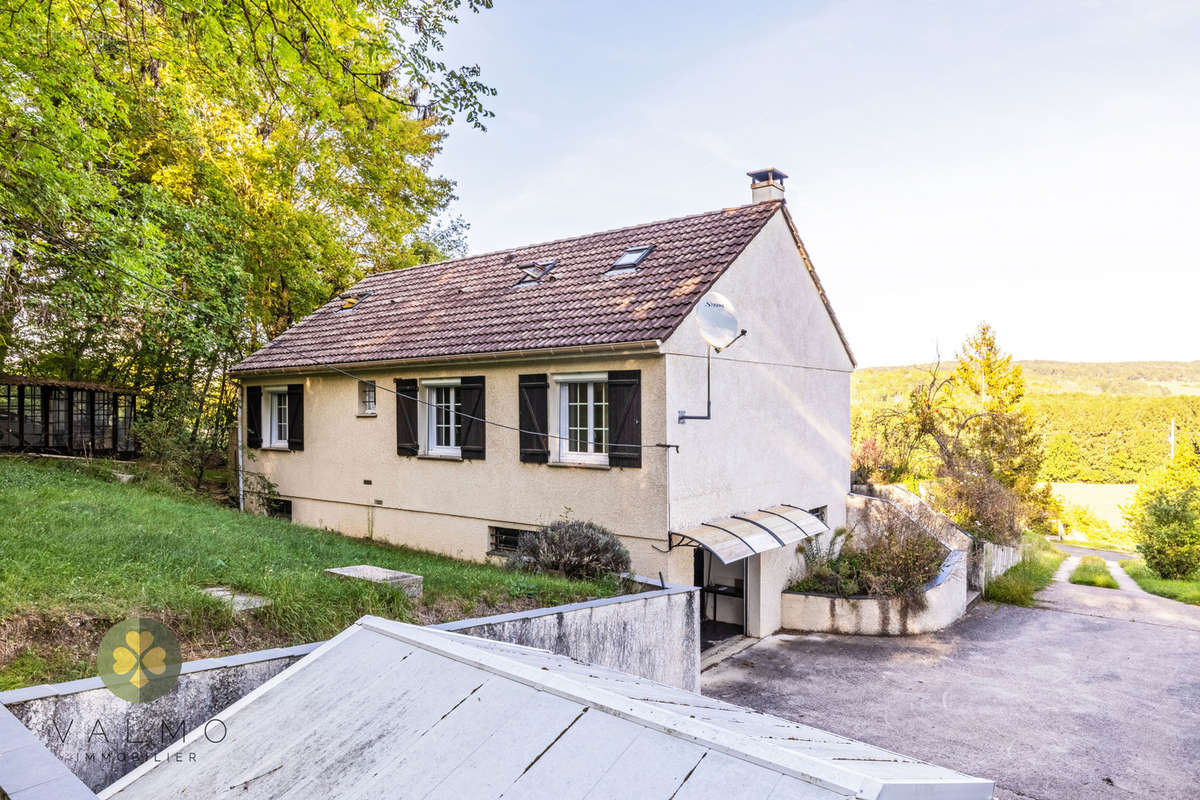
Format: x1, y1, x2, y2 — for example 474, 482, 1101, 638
232, 201, 782, 373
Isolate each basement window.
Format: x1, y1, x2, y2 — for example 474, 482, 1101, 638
266, 498, 292, 520
607, 245, 653, 273
489, 526, 530, 555
807, 506, 828, 524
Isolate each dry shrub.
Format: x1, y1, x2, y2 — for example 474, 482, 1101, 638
509, 519, 631, 581
793, 504, 946, 609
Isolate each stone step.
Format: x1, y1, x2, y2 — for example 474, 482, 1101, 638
324, 564, 423, 598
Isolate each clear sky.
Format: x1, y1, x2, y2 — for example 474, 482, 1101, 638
433, 1, 1199, 367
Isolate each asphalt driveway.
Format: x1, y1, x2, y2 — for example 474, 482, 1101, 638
703, 576, 1200, 799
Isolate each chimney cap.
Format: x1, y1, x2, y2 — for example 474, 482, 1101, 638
747, 167, 788, 184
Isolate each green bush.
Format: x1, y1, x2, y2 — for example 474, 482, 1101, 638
510, 519, 631, 581
1126, 450, 1200, 580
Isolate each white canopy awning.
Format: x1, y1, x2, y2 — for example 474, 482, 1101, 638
670, 505, 830, 565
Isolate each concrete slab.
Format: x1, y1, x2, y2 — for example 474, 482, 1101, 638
703, 599, 1200, 800
324, 565, 423, 598
202, 587, 271, 613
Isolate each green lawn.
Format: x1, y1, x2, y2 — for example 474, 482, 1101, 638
1069, 555, 1119, 589
1121, 559, 1200, 605
0, 457, 618, 689
983, 534, 1066, 606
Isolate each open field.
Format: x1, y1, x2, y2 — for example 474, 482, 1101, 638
1052, 483, 1136, 530
0, 457, 618, 689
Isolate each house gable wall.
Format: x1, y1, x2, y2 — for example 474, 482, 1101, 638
662, 210, 853, 632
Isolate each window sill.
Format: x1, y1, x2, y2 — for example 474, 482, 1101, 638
260, 445, 293, 452
356, 412, 378, 418
417, 453, 464, 462
487, 549, 519, 558
547, 460, 611, 470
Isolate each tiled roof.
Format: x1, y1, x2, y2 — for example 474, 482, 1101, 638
232, 201, 782, 373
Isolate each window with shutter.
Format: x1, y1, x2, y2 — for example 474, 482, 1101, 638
518, 374, 549, 463
286, 384, 304, 451
245, 385, 262, 448
607, 370, 641, 468
395, 379, 419, 456
457, 376, 486, 460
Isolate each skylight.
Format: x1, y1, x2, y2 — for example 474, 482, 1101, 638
336, 290, 373, 311
514, 259, 557, 285
608, 245, 653, 273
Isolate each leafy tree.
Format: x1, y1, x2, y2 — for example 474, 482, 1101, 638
950, 323, 1046, 499
867, 324, 1048, 543
1125, 445, 1200, 579
0, 0, 494, 487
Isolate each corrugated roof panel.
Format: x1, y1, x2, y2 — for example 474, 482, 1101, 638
102, 618, 993, 800
673, 504, 830, 564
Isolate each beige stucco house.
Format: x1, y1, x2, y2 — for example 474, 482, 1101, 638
231, 169, 855, 640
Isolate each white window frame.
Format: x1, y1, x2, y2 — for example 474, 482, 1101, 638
554, 372, 609, 465
424, 378, 462, 457
266, 388, 289, 448
358, 380, 377, 416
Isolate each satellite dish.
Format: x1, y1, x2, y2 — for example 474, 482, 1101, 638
695, 291, 740, 350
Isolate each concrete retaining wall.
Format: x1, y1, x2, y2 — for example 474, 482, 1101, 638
781, 549, 968, 636
0, 577, 698, 793
979, 540, 1023, 587
852, 483, 974, 551
432, 576, 700, 692
0, 642, 317, 794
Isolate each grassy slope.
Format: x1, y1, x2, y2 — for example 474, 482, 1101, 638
983, 535, 1066, 606
1121, 560, 1200, 605
0, 457, 616, 688
1069, 555, 1119, 589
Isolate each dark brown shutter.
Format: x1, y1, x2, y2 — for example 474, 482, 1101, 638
457, 376, 486, 460
395, 378, 419, 456
518, 374, 550, 463
608, 370, 641, 468
245, 386, 262, 448
286, 384, 304, 451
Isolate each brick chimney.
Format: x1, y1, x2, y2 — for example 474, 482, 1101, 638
747, 167, 787, 203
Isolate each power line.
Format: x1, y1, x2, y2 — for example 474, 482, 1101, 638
104, 262, 670, 452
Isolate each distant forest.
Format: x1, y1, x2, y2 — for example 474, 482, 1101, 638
854, 361, 1200, 484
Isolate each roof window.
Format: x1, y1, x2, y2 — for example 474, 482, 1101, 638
336, 290, 373, 311
608, 245, 653, 274
514, 259, 557, 285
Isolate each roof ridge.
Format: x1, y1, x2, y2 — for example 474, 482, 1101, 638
365, 199, 784, 280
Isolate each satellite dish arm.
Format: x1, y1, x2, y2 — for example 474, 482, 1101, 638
678, 330, 747, 424
714, 329, 747, 354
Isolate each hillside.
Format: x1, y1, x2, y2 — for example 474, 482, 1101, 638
853, 361, 1200, 483
854, 361, 1200, 404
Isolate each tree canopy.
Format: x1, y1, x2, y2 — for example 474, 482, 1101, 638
0, 0, 493, 485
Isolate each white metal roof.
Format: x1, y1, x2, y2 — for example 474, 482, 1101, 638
101, 617, 992, 800
673, 505, 831, 564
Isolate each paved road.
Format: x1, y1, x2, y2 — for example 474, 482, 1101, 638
1055, 543, 1136, 561
703, 566, 1200, 799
